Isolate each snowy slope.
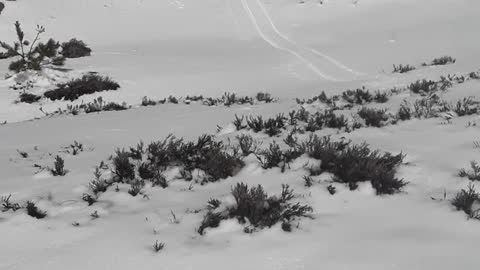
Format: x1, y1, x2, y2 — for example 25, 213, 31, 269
1, 0, 480, 269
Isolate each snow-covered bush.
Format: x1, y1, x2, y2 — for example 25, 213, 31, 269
458, 161, 480, 181
26, 201, 47, 219
82, 193, 97, 206
44, 74, 120, 101
128, 180, 145, 196
300, 135, 406, 194
1, 194, 21, 212
198, 183, 312, 235
452, 183, 480, 219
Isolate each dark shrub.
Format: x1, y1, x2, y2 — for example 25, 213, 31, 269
323, 110, 348, 129
430, 56, 456, 66
153, 241, 166, 253
61, 38, 92, 58
36, 38, 61, 59
393, 64, 415, 73
207, 198, 222, 210
236, 134, 258, 156
198, 211, 225, 235
151, 172, 168, 188
138, 162, 155, 180
128, 180, 144, 196
44, 74, 120, 101
358, 107, 390, 127
327, 185, 336, 195
452, 183, 480, 219
1, 194, 21, 212
19, 92, 41, 103
304, 110, 349, 131
233, 114, 245, 131
257, 141, 284, 170
223, 92, 237, 106
112, 149, 135, 182
247, 116, 264, 133
264, 114, 286, 137
101, 102, 128, 111
301, 135, 348, 170
198, 183, 312, 235
256, 92, 274, 103
458, 161, 480, 181
302, 135, 405, 195
113, 134, 244, 184
82, 193, 97, 206
283, 129, 299, 148
303, 175, 314, 187
333, 144, 405, 194
26, 201, 47, 219
66, 141, 83, 155
295, 107, 310, 122
197, 139, 244, 182
469, 72, 480, 79
409, 79, 437, 94
0, 2, 4, 15
342, 87, 373, 105
453, 98, 479, 117
168, 95, 178, 104
128, 141, 144, 160
141, 96, 157, 106
89, 179, 109, 194
83, 97, 128, 113
51, 155, 67, 176
397, 100, 412, 121
374, 91, 389, 103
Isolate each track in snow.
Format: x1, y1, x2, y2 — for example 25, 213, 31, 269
237, 0, 363, 81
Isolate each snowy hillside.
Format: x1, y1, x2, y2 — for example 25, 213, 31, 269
1, 0, 480, 269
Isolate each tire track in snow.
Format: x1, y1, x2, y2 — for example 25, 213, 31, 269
240, 0, 337, 81
253, 0, 363, 77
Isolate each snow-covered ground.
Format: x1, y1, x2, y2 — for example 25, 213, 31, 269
1, 0, 480, 269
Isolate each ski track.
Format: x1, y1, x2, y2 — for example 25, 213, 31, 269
239, 0, 363, 81
240, 0, 337, 81
253, 0, 363, 76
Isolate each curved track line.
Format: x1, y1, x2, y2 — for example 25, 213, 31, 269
240, 0, 338, 81
253, 0, 363, 76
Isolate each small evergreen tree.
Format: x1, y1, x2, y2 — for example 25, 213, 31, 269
0, 21, 65, 72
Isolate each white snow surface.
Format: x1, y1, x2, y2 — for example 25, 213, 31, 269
1, 0, 480, 269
